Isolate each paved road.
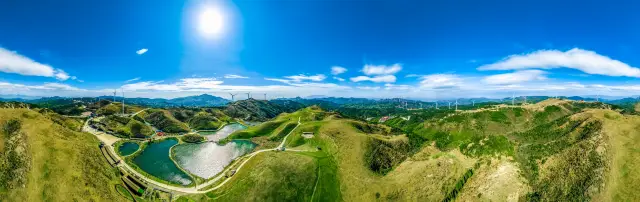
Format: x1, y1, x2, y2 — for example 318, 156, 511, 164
83, 116, 306, 194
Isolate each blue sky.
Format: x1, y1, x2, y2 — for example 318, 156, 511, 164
2, 0, 640, 99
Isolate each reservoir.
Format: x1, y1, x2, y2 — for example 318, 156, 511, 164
132, 139, 192, 186
172, 140, 256, 179
199, 123, 247, 141
118, 142, 139, 156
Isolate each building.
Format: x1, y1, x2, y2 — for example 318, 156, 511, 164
302, 132, 314, 139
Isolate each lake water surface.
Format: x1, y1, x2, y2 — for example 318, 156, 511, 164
118, 142, 139, 156
172, 140, 256, 179
199, 123, 247, 141
132, 139, 192, 185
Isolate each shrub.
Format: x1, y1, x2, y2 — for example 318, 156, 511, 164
182, 134, 205, 143
2, 119, 21, 137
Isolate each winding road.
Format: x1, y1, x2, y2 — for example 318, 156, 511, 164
84, 116, 304, 194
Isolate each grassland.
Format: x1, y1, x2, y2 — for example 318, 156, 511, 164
0, 109, 125, 201
94, 115, 154, 138
142, 109, 190, 133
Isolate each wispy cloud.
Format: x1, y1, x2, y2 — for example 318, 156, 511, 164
350, 75, 396, 83
362, 64, 402, 75
0, 47, 73, 80
479, 48, 640, 77
331, 66, 347, 75
136, 48, 148, 55
333, 77, 345, 81
419, 74, 463, 89
356, 86, 380, 90
224, 74, 249, 79
125, 77, 141, 83
482, 70, 547, 85
283, 74, 326, 82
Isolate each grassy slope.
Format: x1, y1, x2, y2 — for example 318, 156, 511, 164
0, 109, 125, 201
143, 109, 189, 133
592, 109, 640, 201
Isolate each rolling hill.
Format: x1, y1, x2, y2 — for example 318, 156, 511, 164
0, 108, 124, 201
179, 99, 640, 201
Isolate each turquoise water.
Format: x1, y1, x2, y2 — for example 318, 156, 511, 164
199, 123, 247, 141
172, 140, 256, 179
132, 139, 192, 185
118, 142, 139, 156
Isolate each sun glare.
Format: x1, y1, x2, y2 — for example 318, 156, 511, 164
198, 7, 224, 37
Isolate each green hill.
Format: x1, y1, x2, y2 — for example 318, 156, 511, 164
178, 100, 640, 201
92, 115, 154, 138
141, 109, 189, 133
224, 98, 303, 122
0, 109, 124, 201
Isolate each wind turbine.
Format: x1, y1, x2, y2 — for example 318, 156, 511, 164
472, 100, 475, 107
448, 101, 451, 109
511, 92, 515, 106
121, 89, 125, 115
524, 96, 527, 105
264, 93, 267, 100
455, 99, 458, 111
229, 93, 237, 101
435, 101, 439, 110
245, 92, 251, 99
113, 89, 117, 102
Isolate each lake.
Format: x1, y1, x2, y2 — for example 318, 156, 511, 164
172, 140, 256, 179
132, 139, 192, 185
199, 123, 247, 141
118, 142, 139, 156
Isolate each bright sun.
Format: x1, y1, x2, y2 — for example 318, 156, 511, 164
198, 7, 224, 37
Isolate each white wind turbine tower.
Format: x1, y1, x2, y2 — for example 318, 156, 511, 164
455, 99, 458, 111
229, 93, 237, 101
472, 100, 475, 107
121, 89, 125, 115
113, 89, 117, 102
264, 93, 267, 100
448, 101, 451, 109
245, 92, 251, 99
511, 92, 515, 106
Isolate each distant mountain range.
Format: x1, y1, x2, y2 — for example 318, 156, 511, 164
2, 94, 640, 109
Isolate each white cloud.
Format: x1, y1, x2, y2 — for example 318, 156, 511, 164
54, 69, 70, 80
122, 78, 224, 91
264, 78, 292, 84
333, 77, 345, 81
224, 74, 249, 79
125, 77, 141, 83
362, 64, 402, 75
350, 75, 396, 83
405, 74, 422, 78
284, 74, 326, 82
356, 86, 380, 90
384, 83, 411, 90
482, 70, 547, 85
331, 66, 347, 75
0, 47, 73, 80
419, 74, 463, 89
478, 48, 640, 77
136, 48, 148, 55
